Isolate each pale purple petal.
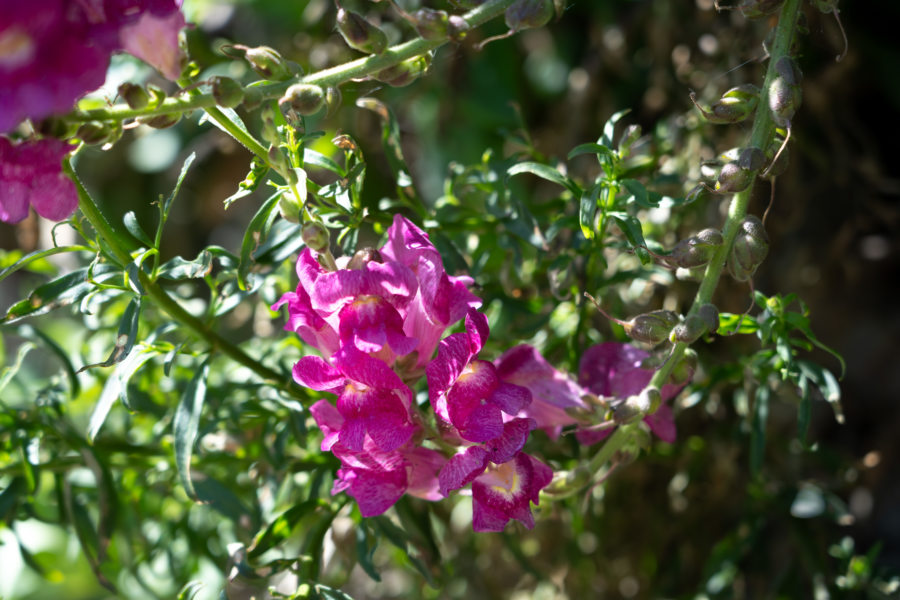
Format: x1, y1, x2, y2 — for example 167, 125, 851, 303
578, 342, 649, 398
310, 399, 343, 451
1, 137, 76, 224
488, 382, 531, 416
118, 7, 186, 80
645, 404, 676, 443
403, 447, 446, 502
496, 345, 586, 411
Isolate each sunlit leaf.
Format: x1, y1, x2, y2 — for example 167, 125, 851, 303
174, 360, 210, 500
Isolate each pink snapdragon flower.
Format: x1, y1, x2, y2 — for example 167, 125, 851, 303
0, 0, 186, 133
0, 137, 77, 224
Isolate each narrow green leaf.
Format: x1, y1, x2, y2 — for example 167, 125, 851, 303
600, 109, 631, 147
16, 324, 81, 397
506, 162, 582, 197
567, 142, 616, 162
303, 148, 344, 176
798, 360, 843, 424
315, 584, 357, 600
579, 181, 602, 239
3, 264, 118, 323
0, 245, 91, 284
355, 521, 381, 582
0, 341, 35, 394
717, 313, 759, 335
0, 477, 26, 520
162, 152, 196, 221
79, 296, 141, 371
87, 350, 153, 442
173, 360, 209, 500
238, 191, 282, 291
248, 499, 325, 559
123, 212, 154, 247
783, 311, 846, 378
177, 581, 205, 600
621, 178, 656, 208
193, 475, 257, 527
750, 385, 770, 476
157, 250, 214, 280
610, 213, 651, 264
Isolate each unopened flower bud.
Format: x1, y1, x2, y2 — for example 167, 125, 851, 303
244, 46, 292, 81
76, 120, 120, 145
279, 83, 325, 116
505, 0, 554, 31
542, 467, 592, 500
337, 8, 388, 54
670, 348, 697, 386
690, 84, 760, 124
408, 8, 451, 41
665, 228, 724, 269
737, 146, 765, 171
374, 54, 431, 87
211, 76, 244, 108
768, 57, 802, 128
301, 221, 330, 252
138, 113, 182, 129
715, 161, 755, 194
36, 117, 77, 139
624, 310, 680, 346
118, 82, 150, 110
669, 314, 709, 344
728, 215, 769, 281
278, 192, 302, 223
448, 15, 470, 41
348, 247, 383, 270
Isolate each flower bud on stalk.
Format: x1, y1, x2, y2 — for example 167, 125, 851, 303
697, 303, 720, 334
476, 0, 554, 50
138, 113, 182, 129
763, 56, 802, 177
670, 348, 698, 385
279, 83, 325, 116
336, 8, 388, 54
301, 221, 330, 252
665, 228, 724, 269
76, 120, 121, 145
373, 54, 431, 87
118, 83, 150, 110
244, 46, 293, 81
211, 76, 244, 108
614, 387, 661, 425
669, 308, 719, 344
728, 215, 769, 281
586, 294, 681, 346
690, 84, 760, 124
715, 161, 756, 194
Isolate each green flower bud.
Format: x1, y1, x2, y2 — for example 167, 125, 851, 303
348, 248, 384, 270
669, 314, 710, 344
36, 117, 78, 139
76, 120, 119, 145
118, 82, 150, 110
614, 387, 660, 425
768, 57, 802, 128
541, 467, 592, 500
665, 228, 724, 269
737, 146, 765, 171
337, 8, 388, 55
623, 310, 680, 346
278, 192, 302, 224
505, 0, 554, 31
373, 54, 431, 87
301, 221, 330, 252
670, 348, 698, 386
244, 46, 292, 81
138, 113, 182, 129
690, 84, 760, 124
715, 161, 755, 194
210, 76, 244, 108
279, 83, 325, 116
325, 86, 342, 118
728, 215, 769, 281
409, 8, 451, 41
448, 15, 470, 42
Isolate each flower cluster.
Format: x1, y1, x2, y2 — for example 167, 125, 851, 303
1, 0, 186, 224
275, 215, 687, 531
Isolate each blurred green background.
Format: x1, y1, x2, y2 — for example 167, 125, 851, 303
2, 0, 898, 598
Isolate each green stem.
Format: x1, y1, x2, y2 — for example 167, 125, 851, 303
203, 105, 269, 161
647, 0, 802, 392
66, 158, 308, 403
68, 0, 518, 123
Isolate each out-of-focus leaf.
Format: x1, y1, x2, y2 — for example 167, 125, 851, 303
177, 581, 206, 600
798, 360, 843, 424
87, 349, 153, 442
0, 341, 35, 394
610, 212, 650, 264
506, 162, 582, 197
718, 313, 759, 335
600, 109, 631, 147
750, 384, 769, 476
797, 373, 811, 444
356, 97, 421, 209
567, 142, 616, 162
356, 521, 381, 582
303, 148, 344, 176
173, 360, 209, 500
621, 178, 656, 208
16, 324, 81, 397
0, 477, 26, 520
193, 474, 257, 528
248, 499, 326, 559
238, 191, 282, 291
579, 181, 602, 239
79, 296, 141, 371
783, 310, 846, 378
315, 584, 357, 600
0, 245, 90, 284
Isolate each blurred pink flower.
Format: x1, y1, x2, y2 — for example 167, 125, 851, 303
0, 136, 76, 224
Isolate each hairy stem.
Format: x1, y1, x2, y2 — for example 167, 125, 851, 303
68, 0, 518, 123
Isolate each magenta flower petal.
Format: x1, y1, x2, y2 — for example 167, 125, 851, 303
332, 460, 408, 517
1, 137, 77, 224
471, 453, 553, 532
484, 418, 534, 465
292, 355, 345, 391
403, 447, 446, 501
336, 384, 416, 452
645, 403, 676, 443
438, 446, 489, 496
488, 382, 532, 416
118, 7, 186, 80
460, 403, 504, 443
310, 399, 343, 451
464, 309, 490, 355
579, 342, 650, 398
496, 345, 586, 411
338, 295, 418, 357
332, 346, 405, 390
310, 260, 418, 316
272, 284, 340, 358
